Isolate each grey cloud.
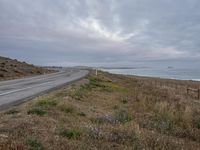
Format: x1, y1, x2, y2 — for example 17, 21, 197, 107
0, 0, 200, 67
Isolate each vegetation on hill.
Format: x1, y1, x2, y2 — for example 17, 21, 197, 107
0, 56, 55, 81
0, 71, 200, 149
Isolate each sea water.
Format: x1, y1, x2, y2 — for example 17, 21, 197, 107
101, 68, 200, 81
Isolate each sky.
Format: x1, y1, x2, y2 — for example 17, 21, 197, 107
0, 0, 200, 68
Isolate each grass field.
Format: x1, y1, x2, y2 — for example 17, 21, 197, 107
0, 70, 200, 149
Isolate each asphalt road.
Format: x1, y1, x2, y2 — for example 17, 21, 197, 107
0, 69, 89, 109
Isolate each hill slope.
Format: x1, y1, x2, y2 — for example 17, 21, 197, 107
0, 56, 54, 80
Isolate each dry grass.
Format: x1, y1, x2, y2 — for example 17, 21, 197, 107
0, 56, 55, 81
0, 70, 200, 149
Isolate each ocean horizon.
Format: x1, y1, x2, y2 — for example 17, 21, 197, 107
101, 68, 200, 81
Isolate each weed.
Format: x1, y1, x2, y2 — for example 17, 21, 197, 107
153, 111, 174, 133
70, 76, 126, 100
114, 110, 132, 123
60, 129, 81, 139
59, 105, 75, 113
94, 115, 118, 124
89, 77, 104, 88
26, 138, 44, 150
113, 105, 119, 110
77, 112, 86, 117
54, 91, 68, 98
105, 83, 128, 93
36, 99, 57, 108
5, 109, 19, 115
121, 97, 128, 104
28, 107, 47, 116
85, 125, 103, 140
107, 130, 139, 144
195, 119, 200, 129
70, 85, 89, 100
153, 102, 175, 133
27, 99, 57, 116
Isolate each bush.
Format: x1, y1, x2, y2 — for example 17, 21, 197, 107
70, 84, 90, 100
153, 102, 175, 133
27, 99, 57, 116
153, 111, 174, 133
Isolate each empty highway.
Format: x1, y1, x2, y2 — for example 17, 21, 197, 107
0, 69, 89, 109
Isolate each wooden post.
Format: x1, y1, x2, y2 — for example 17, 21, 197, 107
198, 88, 200, 99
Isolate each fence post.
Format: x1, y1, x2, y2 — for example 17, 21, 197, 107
198, 88, 200, 99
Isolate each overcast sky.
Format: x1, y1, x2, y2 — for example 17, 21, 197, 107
0, 0, 200, 68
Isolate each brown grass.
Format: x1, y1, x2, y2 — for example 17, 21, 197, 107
0, 70, 200, 149
0, 56, 55, 81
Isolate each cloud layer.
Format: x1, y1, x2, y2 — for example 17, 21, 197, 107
0, 0, 200, 67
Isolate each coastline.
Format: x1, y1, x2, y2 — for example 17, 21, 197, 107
101, 68, 200, 82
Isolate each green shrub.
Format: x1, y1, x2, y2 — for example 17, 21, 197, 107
153, 111, 174, 133
114, 110, 132, 123
28, 107, 47, 116
70, 84, 90, 100
89, 77, 103, 88
60, 129, 81, 139
36, 99, 58, 108
71, 76, 121, 100
153, 102, 175, 133
26, 138, 44, 150
27, 99, 57, 116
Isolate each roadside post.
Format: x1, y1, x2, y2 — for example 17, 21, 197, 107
95, 68, 98, 76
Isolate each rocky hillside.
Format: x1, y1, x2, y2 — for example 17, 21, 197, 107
0, 56, 55, 81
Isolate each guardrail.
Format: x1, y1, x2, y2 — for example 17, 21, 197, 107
187, 87, 200, 99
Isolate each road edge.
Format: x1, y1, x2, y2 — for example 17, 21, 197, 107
0, 69, 90, 111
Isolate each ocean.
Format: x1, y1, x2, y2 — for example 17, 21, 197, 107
101, 68, 200, 81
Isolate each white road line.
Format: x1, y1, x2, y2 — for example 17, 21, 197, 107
0, 81, 55, 96
0, 71, 68, 87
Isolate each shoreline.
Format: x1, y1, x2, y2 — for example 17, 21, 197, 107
101, 68, 200, 82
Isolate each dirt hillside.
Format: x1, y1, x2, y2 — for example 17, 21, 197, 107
0, 56, 54, 81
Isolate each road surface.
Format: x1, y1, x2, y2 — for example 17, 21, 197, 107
0, 69, 89, 109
